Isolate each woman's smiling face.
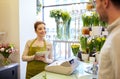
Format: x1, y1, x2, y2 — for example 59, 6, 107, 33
35, 24, 46, 38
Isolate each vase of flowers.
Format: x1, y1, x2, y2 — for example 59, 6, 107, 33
91, 11, 102, 36
94, 36, 106, 52
71, 44, 80, 56
81, 13, 91, 35
79, 35, 90, 62
2, 57, 10, 65
94, 36, 106, 63
61, 11, 71, 40
0, 43, 16, 65
50, 9, 71, 40
91, 11, 99, 27
50, 9, 63, 39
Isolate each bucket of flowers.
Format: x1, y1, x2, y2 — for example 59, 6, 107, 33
71, 44, 80, 57
0, 43, 17, 65
94, 36, 106, 63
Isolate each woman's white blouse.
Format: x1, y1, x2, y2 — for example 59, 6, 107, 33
22, 39, 53, 63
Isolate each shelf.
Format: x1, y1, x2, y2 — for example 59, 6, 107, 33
0, 63, 19, 79
0, 32, 5, 35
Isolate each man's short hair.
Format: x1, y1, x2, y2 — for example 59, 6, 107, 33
111, 0, 120, 8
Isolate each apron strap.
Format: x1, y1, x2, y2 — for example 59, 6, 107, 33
29, 38, 37, 51
43, 39, 47, 49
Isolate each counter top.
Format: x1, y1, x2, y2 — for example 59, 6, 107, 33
0, 63, 19, 72
31, 62, 98, 79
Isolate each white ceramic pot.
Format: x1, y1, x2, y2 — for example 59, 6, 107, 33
89, 57, 95, 63
91, 26, 102, 36
81, 53, 89, 62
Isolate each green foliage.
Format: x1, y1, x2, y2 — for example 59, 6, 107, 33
80, 36, 88, 53
94, 36, 106, 51
82, 11, 106, 27
61, 11, 71, 23
99, 20, 108, 28
91, 12, 99, 26
79, 36, 106, 54
50, 9, 71, 23
50, 9, 62, 20
71, 44, 80, 56
82, 14, 92, 27
0, 43, 16, 58
50, 9, 71, 39
87, 38, 95, 53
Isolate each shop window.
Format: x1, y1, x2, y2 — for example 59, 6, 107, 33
36, 0, 89, 60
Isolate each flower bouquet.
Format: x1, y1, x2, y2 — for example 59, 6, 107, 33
79, 35, 90, 62
50, 9, 62, 39
91, 11, 99, 26
71, 44, 80, 56
94, 36, 106, 63
50, 9, 71, 39
79, 35, 88, 54
94, 36, 106, 52
0, 43, 17, 65
82, 13, 92, 27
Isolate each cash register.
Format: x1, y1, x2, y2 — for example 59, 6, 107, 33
45, 58, 79, 75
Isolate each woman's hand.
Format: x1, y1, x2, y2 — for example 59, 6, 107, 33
34, 55, 46, 62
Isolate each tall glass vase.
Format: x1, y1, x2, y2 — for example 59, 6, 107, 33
1, 53, 11, 65
2, 57, 10, 65
55, 18, 63, 39
63, 18, 71, 40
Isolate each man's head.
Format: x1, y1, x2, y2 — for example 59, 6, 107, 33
96, 0, 120, 24
110, 0, 120, 8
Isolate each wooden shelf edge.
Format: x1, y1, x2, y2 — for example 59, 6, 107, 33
0, 32, 6, 35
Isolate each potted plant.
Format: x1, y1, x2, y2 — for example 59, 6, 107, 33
94, 36, 106, 63
79, 35, 89, 62
91, 11, 99, 26
99, 20, 108, 32
99, 21, 107, 28
87, 37, 96, 63
94, 36, 106, 52
82, 13, 91, 35
71, 44, 80, 56
82, 13, 92, 27
91, 11, 102, 36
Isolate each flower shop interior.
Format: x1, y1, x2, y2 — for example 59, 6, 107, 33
0, 0, 108, 79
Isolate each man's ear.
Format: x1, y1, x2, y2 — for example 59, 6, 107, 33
104, 0, 109, 8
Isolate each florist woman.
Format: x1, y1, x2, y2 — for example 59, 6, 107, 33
22, 21, 53, 79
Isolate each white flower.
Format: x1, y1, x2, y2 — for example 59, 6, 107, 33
0, 48, 5, 52
6, 50, 9, 53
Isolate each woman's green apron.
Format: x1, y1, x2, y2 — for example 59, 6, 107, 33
26, 39, 47, 79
